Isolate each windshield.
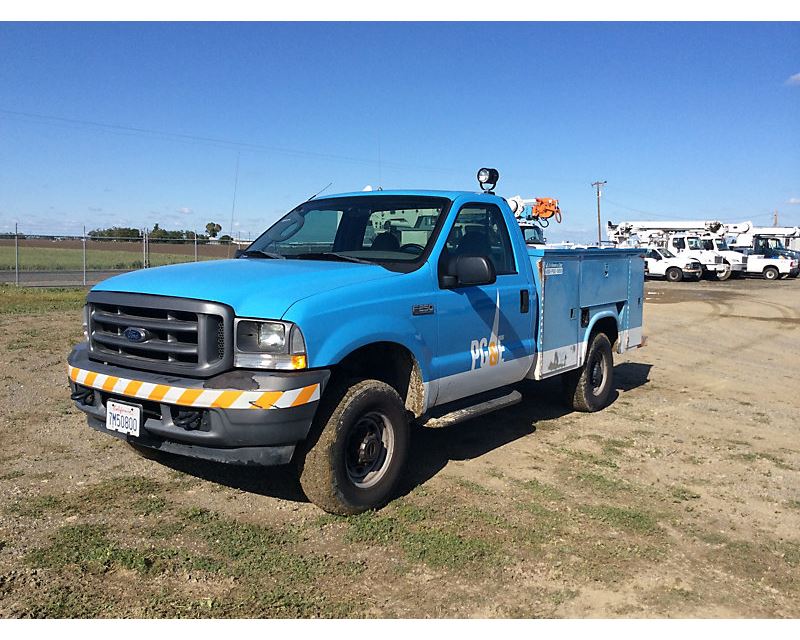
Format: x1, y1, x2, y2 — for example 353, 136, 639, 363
246, 195, 449, 266
714, 239, 729, 251
687, 238, 703, 250
660, 247, 676, 258
522, 226, 544, 244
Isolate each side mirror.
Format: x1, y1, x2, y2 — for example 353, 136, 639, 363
441, 255, 496, 288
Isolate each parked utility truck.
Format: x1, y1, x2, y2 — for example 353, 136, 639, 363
643, 246, 702, 282
607, 221, 745, 280
723, 222, 800, 279
67, 170, 645, 514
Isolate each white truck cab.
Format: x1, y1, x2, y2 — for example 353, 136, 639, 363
518, 222, 545, 246
644, 246, 702, 282
697, 234, 746, 276
667, 233, 731, 280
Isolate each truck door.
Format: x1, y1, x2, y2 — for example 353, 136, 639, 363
431, 202, 534, 406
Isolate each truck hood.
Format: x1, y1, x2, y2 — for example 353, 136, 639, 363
92, 258, 400, 318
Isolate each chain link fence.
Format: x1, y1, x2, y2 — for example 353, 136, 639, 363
0, 230, 247, 287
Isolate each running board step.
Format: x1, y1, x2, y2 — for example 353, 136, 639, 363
424, 389, 522, 428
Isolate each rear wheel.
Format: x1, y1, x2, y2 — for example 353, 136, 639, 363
763, 266, 779, 281
296, 379, 409, 515
562, 332, 614, 412
665, 267, 682, 282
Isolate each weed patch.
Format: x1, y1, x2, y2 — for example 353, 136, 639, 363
580, 505, 661, 535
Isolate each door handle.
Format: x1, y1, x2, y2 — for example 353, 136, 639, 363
520, 289, 529, 313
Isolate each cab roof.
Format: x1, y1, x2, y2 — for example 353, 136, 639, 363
313, 189, 495, 201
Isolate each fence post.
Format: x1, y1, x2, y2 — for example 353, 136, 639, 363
194, 231, 198, 262
14, 223, 19, 287
82, 225, 87, 286
142, 229, 147, 269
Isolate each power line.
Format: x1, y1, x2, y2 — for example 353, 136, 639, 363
0, 106, 461, 175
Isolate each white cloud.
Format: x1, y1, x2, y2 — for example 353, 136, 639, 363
785, 73, 800, 86
787, 197, 800, 205
176, 207, 194, 215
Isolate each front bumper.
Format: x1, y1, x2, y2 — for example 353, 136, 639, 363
67, 342, 330, 465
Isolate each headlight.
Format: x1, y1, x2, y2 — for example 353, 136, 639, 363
234, 319, 307, 370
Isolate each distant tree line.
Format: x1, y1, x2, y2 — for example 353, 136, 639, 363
87, 221, 234, 243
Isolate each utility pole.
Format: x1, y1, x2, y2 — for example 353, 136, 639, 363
592, 180, 607, 245
227, 152, 240, 258
773, 210, 779, 227
14, 223, 19, 287
82, 225, 87, 286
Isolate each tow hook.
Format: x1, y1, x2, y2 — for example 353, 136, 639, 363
70, 387, 94, 406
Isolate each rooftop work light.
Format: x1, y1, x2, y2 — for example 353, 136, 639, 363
477, 167, 499, 193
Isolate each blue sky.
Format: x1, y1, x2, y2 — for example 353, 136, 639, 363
0, 21, 798, 242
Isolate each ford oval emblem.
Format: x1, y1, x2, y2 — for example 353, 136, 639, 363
123, 327, 151, 343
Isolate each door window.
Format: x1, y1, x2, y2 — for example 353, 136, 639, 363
443, 204, 516, 275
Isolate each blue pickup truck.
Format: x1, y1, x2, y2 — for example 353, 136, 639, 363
67, 171, 645, 514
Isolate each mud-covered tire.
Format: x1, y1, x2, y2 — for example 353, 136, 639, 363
562, 332, 614, 413
665, 267, 682, 283
763, 266, 779, 281
296, 379, 409, 515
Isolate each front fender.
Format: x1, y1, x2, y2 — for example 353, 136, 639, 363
282, 264, 438, 383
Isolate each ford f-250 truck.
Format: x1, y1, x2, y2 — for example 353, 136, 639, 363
67, 170, 645, 514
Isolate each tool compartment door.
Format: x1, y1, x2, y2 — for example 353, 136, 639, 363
534, 254, 581, 379
579, 252, 629, 307
625, 252, 645, 349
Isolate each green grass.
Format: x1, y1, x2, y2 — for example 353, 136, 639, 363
580, 505, 661, 535
670, 486, 701, 502
26, 523, 223, 576
731, 451, 794, 470
517, 477, 564, 501
8, 494, 66, 517
575, 471, 628, 495
0, 245, 213, 271
341, 495, 510, 573
9, 475, 163, 519
0, 285, 86, 314
558, 446, 620, 469
449, 477, 495, 496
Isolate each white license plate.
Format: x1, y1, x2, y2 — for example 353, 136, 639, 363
106, 400, 141, 437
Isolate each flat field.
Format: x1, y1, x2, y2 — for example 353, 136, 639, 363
0, 278, 798, 617
0, 239, 228, 271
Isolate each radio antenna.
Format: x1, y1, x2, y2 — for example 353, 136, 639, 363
308, 181, 333, 201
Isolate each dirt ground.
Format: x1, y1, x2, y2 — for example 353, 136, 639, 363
0, 276, 798, 618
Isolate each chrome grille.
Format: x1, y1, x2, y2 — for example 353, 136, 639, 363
87, 292, 233, 377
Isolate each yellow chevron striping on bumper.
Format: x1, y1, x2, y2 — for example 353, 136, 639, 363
67, 365, 321, 410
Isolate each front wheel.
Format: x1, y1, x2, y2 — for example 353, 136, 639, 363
562, 332, 614, 412
763, 266, 779, 281
665, 267, 683, 282
715, 262, 732, 281
296, 379, 409, 515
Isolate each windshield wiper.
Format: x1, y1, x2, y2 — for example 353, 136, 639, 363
237, 249, 286, 260
294, 252, 373, 265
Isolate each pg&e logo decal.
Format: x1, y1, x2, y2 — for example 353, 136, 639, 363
470, 290, 505, 370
